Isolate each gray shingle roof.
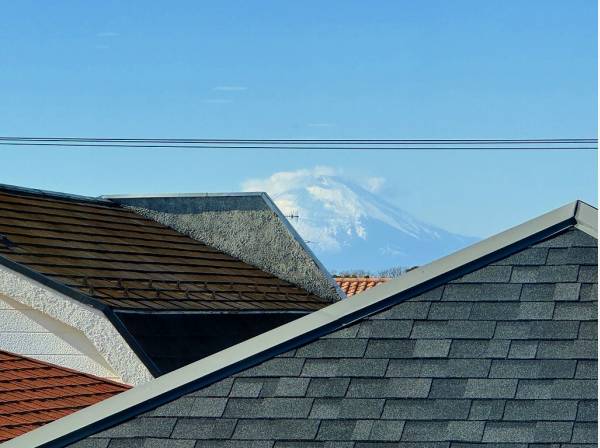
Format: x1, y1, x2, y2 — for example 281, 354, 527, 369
75, 227, 597, 447
5, 201, 597, 447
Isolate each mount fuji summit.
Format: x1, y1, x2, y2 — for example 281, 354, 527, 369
243, 168, 478, 273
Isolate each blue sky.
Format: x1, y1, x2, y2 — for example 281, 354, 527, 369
1, 0, 597, 238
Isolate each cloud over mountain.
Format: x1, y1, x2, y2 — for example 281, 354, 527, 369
242, 167, 477, 272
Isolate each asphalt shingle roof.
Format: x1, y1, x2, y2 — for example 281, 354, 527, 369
0, 187, 328, 311
67, 227, 597, 446
0, 351, 129, 443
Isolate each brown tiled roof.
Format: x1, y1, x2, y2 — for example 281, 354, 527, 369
0, 351, 129, 442
335, 277, 390, 297
0, 188, 328, 311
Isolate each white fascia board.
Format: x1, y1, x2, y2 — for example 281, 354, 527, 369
574, 200, 598, 238
6, 200, 596, 448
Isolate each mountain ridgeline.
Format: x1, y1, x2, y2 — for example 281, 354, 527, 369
268, 174, 477, 272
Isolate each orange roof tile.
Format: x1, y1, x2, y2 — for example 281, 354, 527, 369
0, 351, 130, 442
335, 277, 390, 297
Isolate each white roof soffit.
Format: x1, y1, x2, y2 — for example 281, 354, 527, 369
6, 200, 597, 448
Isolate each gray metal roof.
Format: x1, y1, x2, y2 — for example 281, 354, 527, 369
4, 200, 597, 447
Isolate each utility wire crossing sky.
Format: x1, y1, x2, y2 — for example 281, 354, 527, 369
0, 137, 596, 151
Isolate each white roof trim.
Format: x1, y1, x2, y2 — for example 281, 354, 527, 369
574, 200, 598, 238
5, 200, 597, 448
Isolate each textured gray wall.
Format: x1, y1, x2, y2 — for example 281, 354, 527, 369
75, 227, 597, 446
110, 196, 340, 302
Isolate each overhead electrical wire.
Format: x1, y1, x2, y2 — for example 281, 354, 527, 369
0, 137, 595, 144
0, 137, 596, 151
0, 143, 596, 151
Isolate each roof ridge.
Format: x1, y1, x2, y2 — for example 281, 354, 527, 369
102, 192, 265, 199
0, 184, 112, 206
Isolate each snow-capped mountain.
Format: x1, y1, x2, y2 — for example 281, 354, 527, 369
243, 167, 478, 272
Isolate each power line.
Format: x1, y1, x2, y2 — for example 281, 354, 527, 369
0, 136, 596, 151
0, 143, 596, 151
0, 136, 596, 144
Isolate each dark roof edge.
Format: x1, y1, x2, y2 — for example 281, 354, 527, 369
0, 255, 109, 313
0, 256, 162, 379
6, 200, 596, 448
114, 309, 309, 316
102, 192, 266, 199
0, 183, 113, 205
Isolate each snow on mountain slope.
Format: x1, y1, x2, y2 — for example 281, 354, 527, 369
243, 167, 478, 272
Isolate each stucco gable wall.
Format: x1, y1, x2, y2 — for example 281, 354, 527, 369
82, 228, 597, 446
0, 293, 120, 381
0, 265, 153, 385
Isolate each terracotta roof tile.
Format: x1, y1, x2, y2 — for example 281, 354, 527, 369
0, 187, 330, 311
0, 351, 129, 442
335, 277, 390, 297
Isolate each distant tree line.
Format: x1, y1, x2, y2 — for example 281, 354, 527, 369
332, 265, 419, 278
